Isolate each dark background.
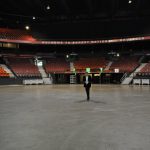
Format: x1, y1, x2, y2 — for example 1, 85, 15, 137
0, 0, 150, 40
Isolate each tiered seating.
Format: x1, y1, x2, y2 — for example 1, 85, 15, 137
8, 58, 41, 78
0, 28, 35, 41
109, 56, 139, 73
140, 63, 150, 73
138, 63, 150, 77
134, 63, 150, 82
0, 67, 9, 77
74, 57, 108, 72
45, 58, 70, 73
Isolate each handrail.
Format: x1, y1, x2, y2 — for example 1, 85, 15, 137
120, 73, 128, 82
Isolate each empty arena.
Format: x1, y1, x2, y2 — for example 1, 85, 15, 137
1, 0, 150, 150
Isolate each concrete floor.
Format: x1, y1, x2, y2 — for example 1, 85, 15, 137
0, 84, 150, 150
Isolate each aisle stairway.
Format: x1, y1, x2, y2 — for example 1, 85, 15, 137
121, 63, 147, 85
104, 61, 113, 71
37, 66, 52, 84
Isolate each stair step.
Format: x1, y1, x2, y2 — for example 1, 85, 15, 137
38, 66, 47, 78
122, 63, 147, 85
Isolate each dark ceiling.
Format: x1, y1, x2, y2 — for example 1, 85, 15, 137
0, 0, 150, 39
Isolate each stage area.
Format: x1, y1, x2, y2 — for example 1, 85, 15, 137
0, 84, 150, 150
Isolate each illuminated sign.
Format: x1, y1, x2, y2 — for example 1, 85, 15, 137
86, 68, 91, 73
0, 36, 149, 45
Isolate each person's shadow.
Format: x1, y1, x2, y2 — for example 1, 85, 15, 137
76, 100, 106, 104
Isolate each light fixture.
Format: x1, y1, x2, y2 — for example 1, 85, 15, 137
32, 16, 36, 20
25, 25, 30, 30
46, 5, 50, 10
128, 0, 132, 4
117, 53, 120, 57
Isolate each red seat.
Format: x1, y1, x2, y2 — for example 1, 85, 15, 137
74, 57, 108, 72
109, 56, 139, 73
45, 58, 70, 73
0, 67, 9, 77
8, 58, 40, 76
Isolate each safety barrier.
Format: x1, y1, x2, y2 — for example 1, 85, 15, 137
23, 79, 44, 85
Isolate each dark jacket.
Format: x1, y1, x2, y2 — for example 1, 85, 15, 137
83, 75, 92, 88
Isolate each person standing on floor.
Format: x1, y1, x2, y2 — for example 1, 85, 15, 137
83, 72, 92, 101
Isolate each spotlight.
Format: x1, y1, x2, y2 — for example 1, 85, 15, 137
32, 16, 36, 20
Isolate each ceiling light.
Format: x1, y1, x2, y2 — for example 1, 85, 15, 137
117, 53, 120, 57
46, 5, 50, 10
32, 16, 36, 20
25, 25, 30, 30
128, 0, 132, 4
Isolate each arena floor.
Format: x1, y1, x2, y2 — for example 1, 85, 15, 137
0, 84, 150, 150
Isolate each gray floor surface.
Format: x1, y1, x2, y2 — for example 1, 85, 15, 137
0, 84, 150, 150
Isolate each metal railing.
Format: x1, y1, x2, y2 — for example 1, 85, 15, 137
120, 73, 128, 83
